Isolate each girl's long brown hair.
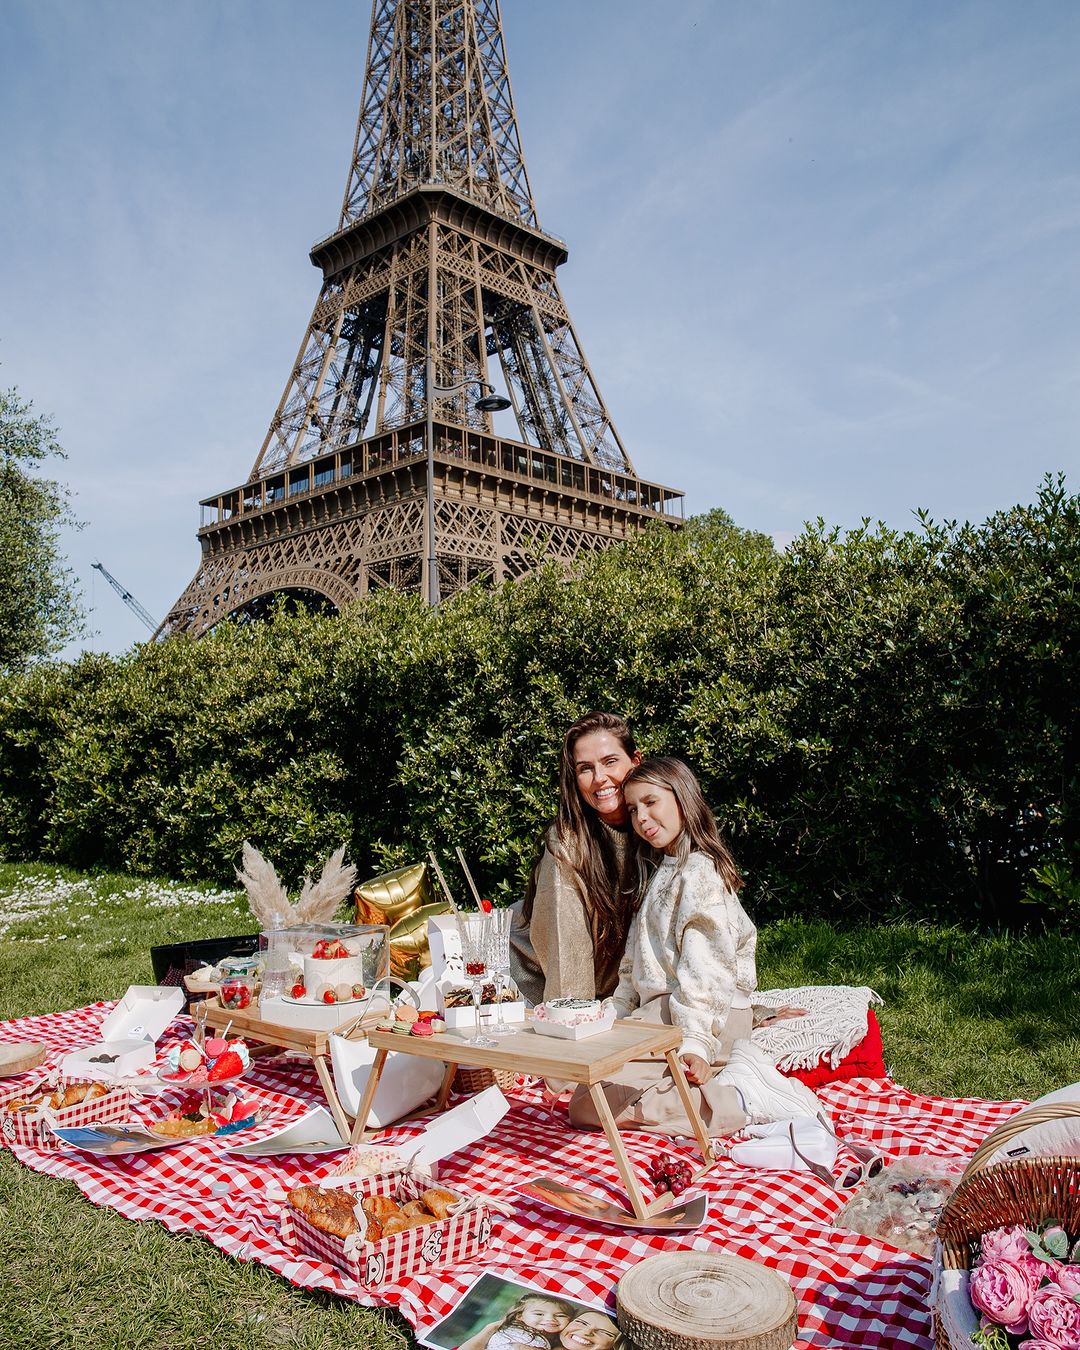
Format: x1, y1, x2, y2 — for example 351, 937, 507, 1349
622, 756, 743, 902
523, 711, 638, 973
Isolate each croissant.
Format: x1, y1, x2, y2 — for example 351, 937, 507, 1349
421, 1187, 458, 1219
51, 1082, 110, 1109
361, 1193, 401, 1241
363, 1193, 400, 1219
287, 1186, 359, 1240
4, 1095, 47, 1113
402, 1212, 436, 1230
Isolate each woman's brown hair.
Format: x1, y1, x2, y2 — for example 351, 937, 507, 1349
622, 755, 743, 901
523, 711, 638, 974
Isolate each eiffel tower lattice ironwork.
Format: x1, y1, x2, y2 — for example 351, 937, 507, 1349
161, 0, 683, 635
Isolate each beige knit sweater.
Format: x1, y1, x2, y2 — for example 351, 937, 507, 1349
509, 822, 630, 1005
612, 852, 757, 1062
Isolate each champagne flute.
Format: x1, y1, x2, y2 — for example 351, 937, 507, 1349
456, 913, 498, 1049
485, 906, 514, 1036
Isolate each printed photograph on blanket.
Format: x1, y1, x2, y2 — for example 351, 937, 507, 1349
47, 1124, 193, 1156
518, 1175, 707, 1231
419, 1272, 620, 1350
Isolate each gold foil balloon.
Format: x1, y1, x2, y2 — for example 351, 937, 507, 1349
354, 860, 431, 928
355, 862, 450, 979
387, 902, 453, 980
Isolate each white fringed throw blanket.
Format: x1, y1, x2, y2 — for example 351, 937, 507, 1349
751, 985, 883, 1070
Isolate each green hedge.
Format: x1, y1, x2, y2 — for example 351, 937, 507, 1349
1, 476, 1076, 927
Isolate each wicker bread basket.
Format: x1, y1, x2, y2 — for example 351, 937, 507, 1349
933, 1101, 1080, 1349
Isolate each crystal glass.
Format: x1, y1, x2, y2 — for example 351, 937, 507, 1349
456, 913, 498, 1048
485, 906, 514, 1036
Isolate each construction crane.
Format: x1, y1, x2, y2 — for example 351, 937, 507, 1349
91, 561, 158, 634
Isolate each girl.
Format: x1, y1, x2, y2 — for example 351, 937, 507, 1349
511, 711, 640, 1005
464, 1294, 575, 1350
569, 756, 822, 1138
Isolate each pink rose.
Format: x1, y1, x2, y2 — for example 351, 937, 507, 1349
1048, 1265, 1080, 1299
1020, 1341, 1072, 1350
1021, 1256, 1058, 1289
1028, 1287, 1080, 1349
970, 1259, 1038, 1335
982, 1225, 1035, 1265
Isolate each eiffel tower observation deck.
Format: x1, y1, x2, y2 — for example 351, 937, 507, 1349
161, 0, 684, 635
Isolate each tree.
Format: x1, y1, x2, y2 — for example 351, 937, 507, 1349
0, 386, 84, 670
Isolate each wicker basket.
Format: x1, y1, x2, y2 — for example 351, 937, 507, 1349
933, 1101, 1080, 1349
453, 1066, 517, 1094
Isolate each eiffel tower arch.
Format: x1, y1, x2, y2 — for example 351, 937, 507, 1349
162, 0, 683, 636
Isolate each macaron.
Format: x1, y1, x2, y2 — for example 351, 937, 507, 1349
410, 1020, 434, 1037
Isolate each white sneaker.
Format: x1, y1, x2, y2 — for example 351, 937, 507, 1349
715, 1041, 824, 1124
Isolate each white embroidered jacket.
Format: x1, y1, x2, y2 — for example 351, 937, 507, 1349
612, 852, 757, 1062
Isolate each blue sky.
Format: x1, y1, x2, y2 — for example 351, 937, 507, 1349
3, 1, 1078, 656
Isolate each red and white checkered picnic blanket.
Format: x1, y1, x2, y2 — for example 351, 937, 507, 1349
0, 1002, 1023, 1349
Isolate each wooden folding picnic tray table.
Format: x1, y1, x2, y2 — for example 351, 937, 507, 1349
194, 1000, 381, 1145
353, 1018, 715, 1220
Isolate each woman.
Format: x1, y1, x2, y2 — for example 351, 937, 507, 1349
510, 711, 640, 1006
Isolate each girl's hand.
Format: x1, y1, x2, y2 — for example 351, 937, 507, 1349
680, 1053, 712, 1085
457, 1319, 501, 1350
756, 1005, 807, 1027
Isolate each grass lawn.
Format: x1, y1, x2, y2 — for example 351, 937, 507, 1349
1, 862, 1076, 1349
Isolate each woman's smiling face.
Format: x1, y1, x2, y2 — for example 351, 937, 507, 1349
572, 730, 640, 826
558, 1311, 620, 1349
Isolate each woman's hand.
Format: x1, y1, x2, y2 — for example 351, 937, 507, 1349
680, 1053, 712, 1085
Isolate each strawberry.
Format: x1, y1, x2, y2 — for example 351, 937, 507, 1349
322, 989, 337, 1004
207, 1049, 244, 1081
351, 983, 365, 999
290, 982, 306, 1000
479, 899, 493, 913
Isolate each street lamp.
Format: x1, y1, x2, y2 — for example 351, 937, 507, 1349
424, 360, 513, 605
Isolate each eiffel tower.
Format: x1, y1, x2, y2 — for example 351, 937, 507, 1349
161, 0, 683, 635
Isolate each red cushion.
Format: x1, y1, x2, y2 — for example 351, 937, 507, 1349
779, 1010, 885, 1089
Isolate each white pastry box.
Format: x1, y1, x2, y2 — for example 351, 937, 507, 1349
61, 985, 185, 1081
434, 975, 526, 1031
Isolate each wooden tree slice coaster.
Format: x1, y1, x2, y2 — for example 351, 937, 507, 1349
617, 1252, 798, 1350
0, 1041, 47, 1077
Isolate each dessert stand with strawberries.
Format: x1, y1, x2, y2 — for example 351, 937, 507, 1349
194, 998, 379, 1144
